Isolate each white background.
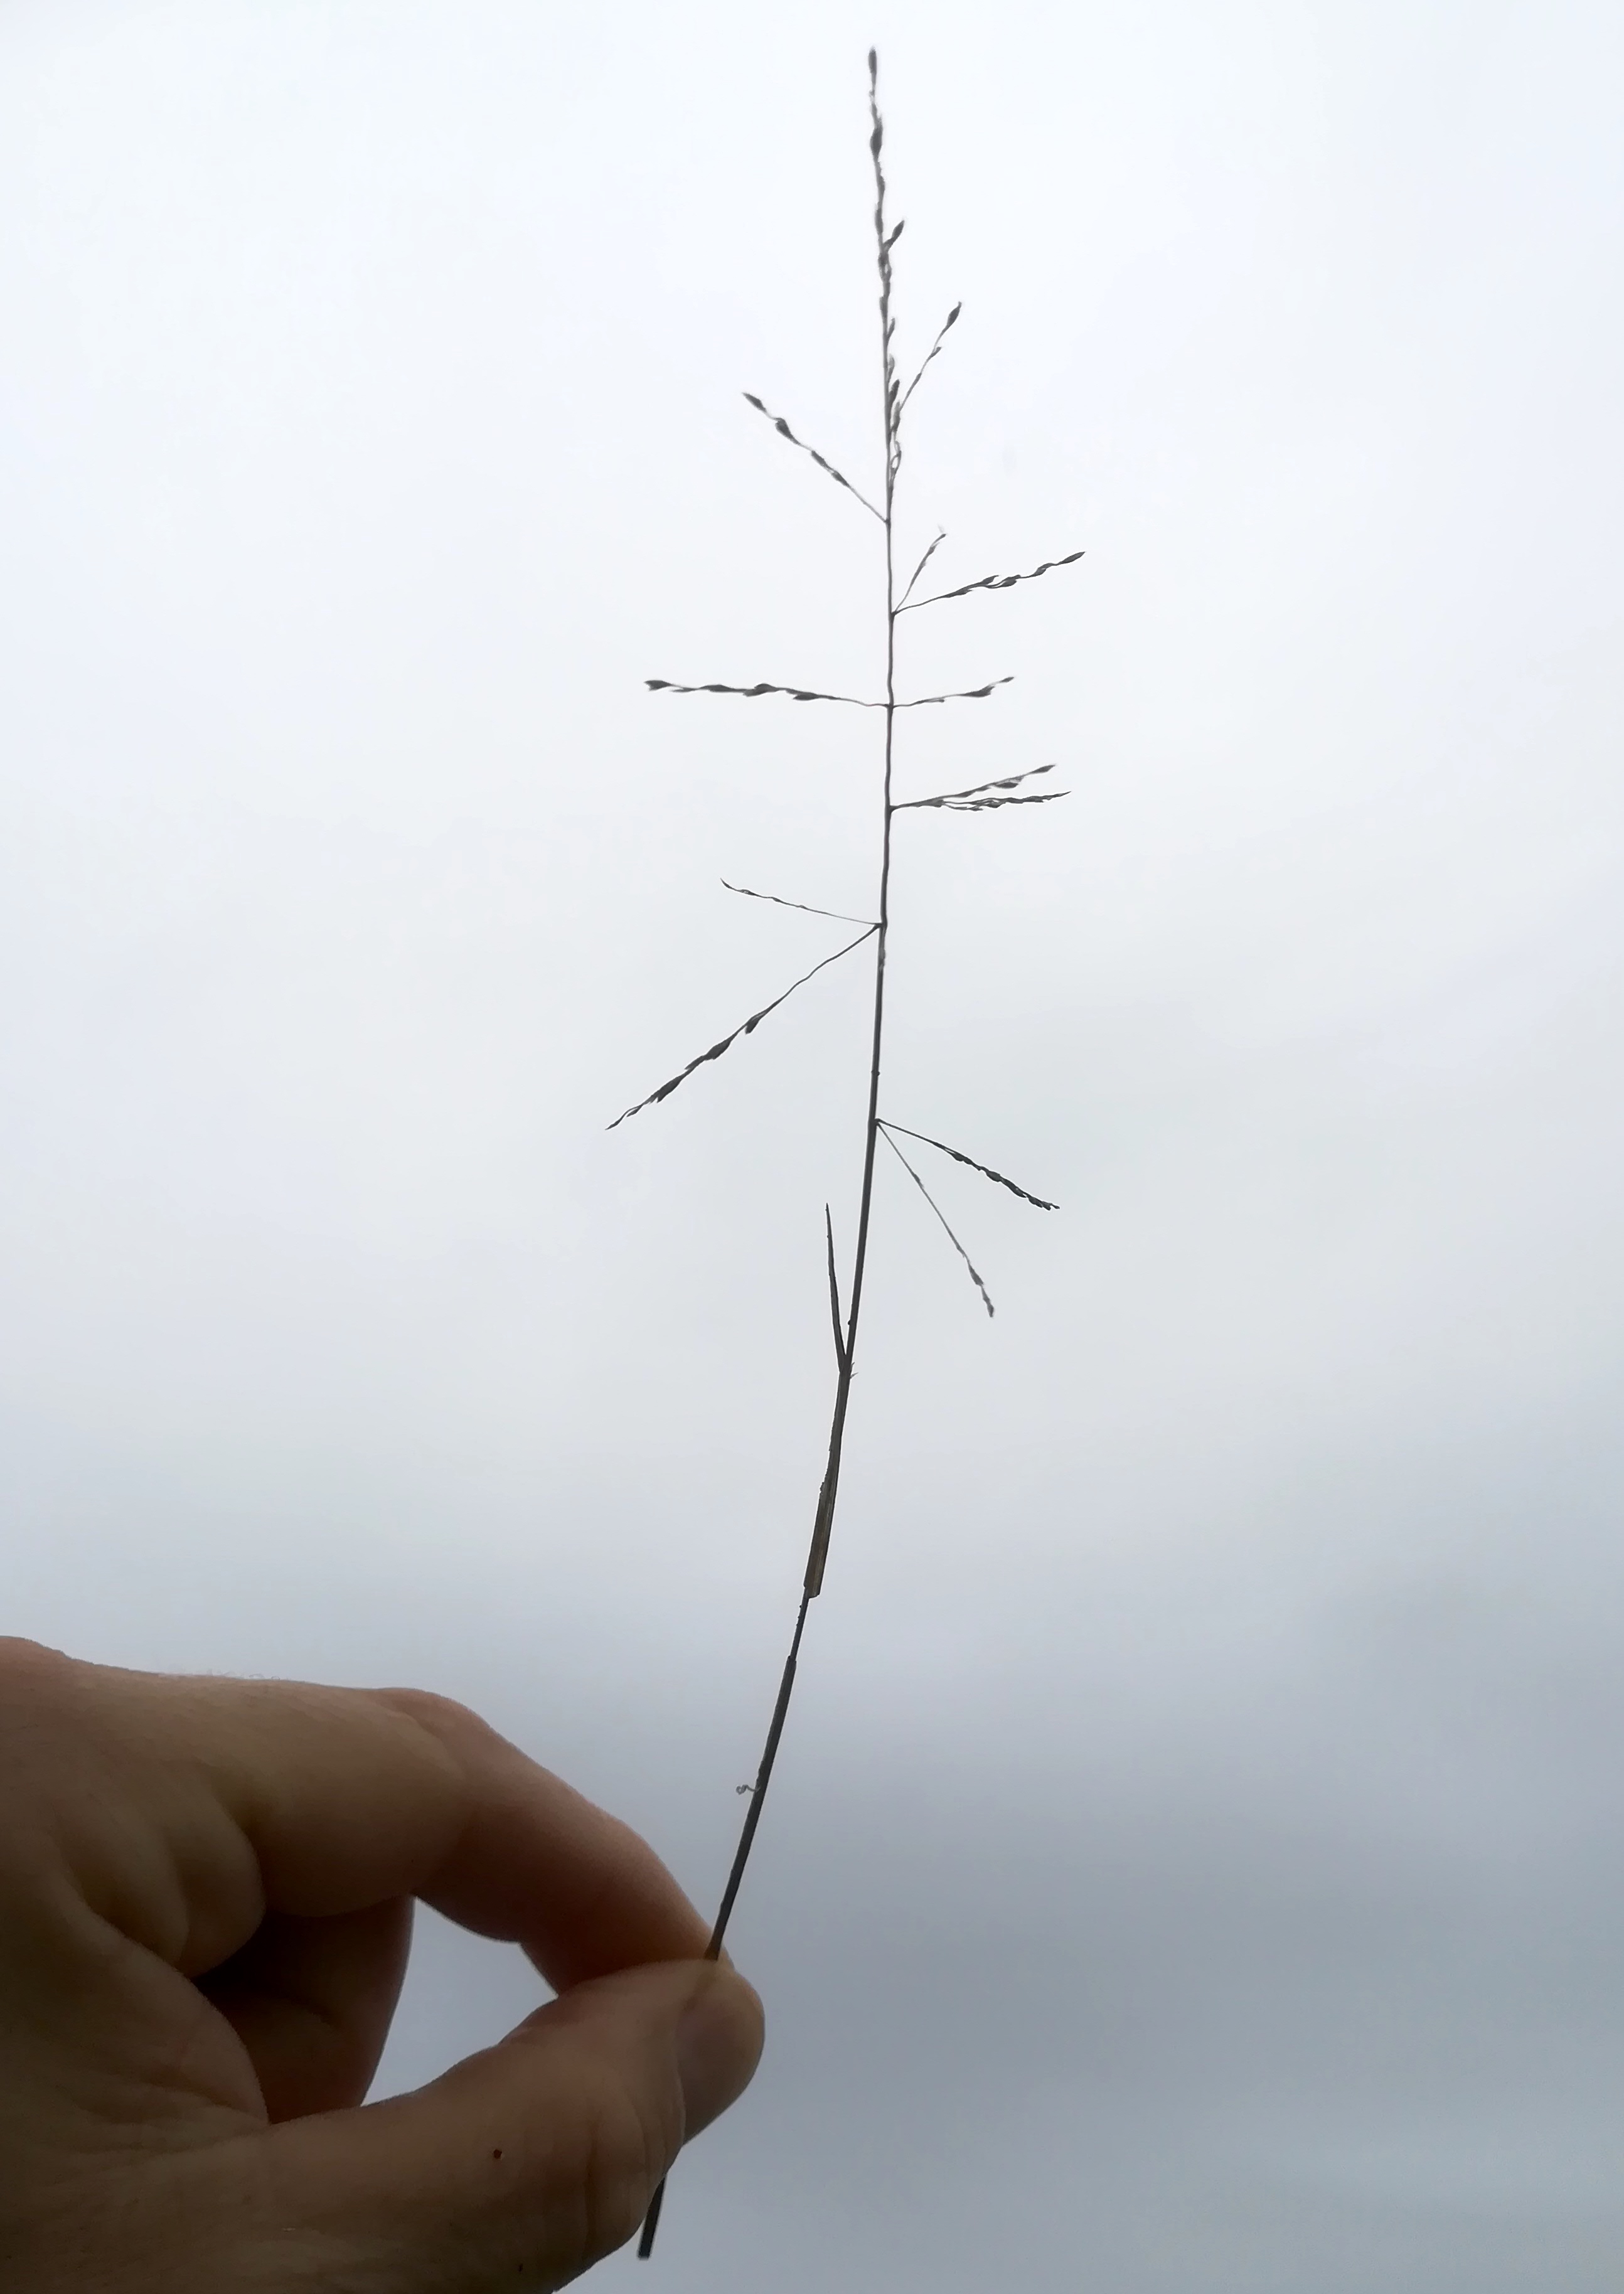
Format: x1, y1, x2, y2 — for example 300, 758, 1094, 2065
3, 4, 1623, 2285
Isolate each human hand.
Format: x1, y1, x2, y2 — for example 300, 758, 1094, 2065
0, 1638, 762, 2290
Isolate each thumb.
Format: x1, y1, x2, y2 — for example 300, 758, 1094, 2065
259, 1958, 764, 2290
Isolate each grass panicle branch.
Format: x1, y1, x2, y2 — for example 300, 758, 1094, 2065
607, 927, 875, 1129
629, 50, 1073, 2255
742, 391, 884, 520
896, 545, 1086, 612
894, 761, 1068, 812
894, 675, 1014, 707
721, 879, 880, 925
921, 786, 1066, 811
898, 527, 948, 606
877, 1118, 1059, 1210
644, 672, 1013, 709
895, 302, 962, 423
646, 676, 871, 706
878, 1123, 996, 1318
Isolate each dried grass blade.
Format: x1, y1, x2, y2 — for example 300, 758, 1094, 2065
742, 393, 884, 521
895, 675, 1015, 710
879, 1119, 1057, 1209
898, 549, 1086, 614
722, 880, 879, 926
607, 926, 877, 1129
647, 678, 873, 707
895, 762, 1060, 811
879, 1126, 995, 1317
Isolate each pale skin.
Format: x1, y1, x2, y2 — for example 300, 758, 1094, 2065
0, 1638, 764, 2290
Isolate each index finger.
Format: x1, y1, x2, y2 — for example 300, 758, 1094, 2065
9, 1648, 707, 1989
378, 1685, 712, 1988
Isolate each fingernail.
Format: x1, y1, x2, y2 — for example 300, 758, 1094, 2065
675, 1970, 760, 2137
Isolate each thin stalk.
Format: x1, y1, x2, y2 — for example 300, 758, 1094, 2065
638, 55, 899, 2259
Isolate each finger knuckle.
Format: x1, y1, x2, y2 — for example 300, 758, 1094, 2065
371, 1685, 486, 1742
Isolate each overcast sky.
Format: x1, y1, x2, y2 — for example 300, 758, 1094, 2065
3, 2, 1624, 2286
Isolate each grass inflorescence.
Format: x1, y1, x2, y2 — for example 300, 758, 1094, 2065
618, 50, 1080, 2258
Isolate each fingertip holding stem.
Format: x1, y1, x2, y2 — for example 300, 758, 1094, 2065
638, 1963, 761, 2259
675, 1965, 761, 2137
637, 2178, 665, 2259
